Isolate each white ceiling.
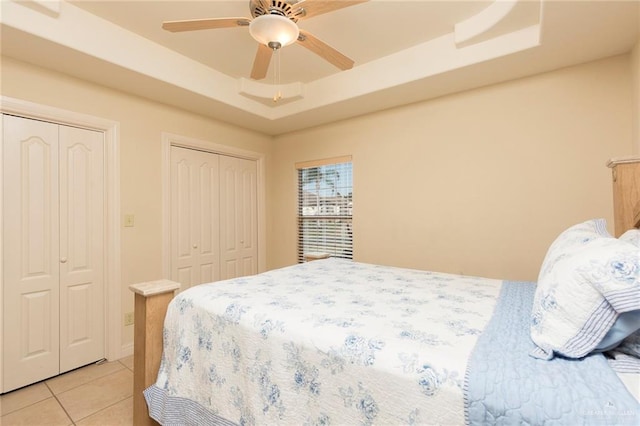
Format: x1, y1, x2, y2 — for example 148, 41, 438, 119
1, 0, 639, 135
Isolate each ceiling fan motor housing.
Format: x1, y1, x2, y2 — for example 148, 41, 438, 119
161, 0, 360, 80
250, 0, 305, 22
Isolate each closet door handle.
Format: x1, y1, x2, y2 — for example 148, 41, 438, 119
193, 244, 198, 249
60, 257, 67, 263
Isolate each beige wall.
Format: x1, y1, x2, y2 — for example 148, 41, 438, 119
632, 37, 640, 154
1, 53, 636, 350
1, 57, 273, 349
270, 55, 634, 281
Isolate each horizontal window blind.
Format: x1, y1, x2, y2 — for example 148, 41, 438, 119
297, 158, 353, 263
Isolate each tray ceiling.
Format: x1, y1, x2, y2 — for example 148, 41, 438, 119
1, 0, 638, 135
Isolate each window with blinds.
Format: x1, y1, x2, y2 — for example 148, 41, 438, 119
297, 156, 353, 263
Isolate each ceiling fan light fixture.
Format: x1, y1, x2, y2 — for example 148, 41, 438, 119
249, 14, 299, 47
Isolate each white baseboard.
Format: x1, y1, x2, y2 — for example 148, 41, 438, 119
119, 342, 134, 359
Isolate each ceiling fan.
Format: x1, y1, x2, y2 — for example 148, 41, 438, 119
162, 0, 368, 80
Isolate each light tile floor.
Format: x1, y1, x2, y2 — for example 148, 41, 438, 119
0, 356, 134, 426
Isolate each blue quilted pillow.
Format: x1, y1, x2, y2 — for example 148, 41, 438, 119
530, 219, 640, 360
598, 228, 640, 352
595, 310, 640, 351
614, 329, 640, 358
606, 330, 640, 373
595, 229, 640, 352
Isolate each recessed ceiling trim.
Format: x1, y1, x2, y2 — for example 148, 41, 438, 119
267, 24, 542, 120
18, 0, 61, 17
238, 78, 304, 103
455, 0, 518, 46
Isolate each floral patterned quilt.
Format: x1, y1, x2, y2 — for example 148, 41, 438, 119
145, 259, 502, 425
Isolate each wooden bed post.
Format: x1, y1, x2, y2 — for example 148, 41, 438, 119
129, 280, 180, 426
607, 157, 640, 236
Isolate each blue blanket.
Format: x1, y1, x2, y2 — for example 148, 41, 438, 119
465, 281, 639, 425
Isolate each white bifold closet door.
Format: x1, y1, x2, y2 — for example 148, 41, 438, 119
170, 146, 257, 291
170, 146, 221, 289
219, 155, 258, 280
2, 114, 105, 393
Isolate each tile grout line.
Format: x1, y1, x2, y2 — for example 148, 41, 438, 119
0, 381, 55, 418
68, 359, 133, 424
50, 362, 133, 425
45, 380, 76, 426
73, 395, 134, 424
0, 358, 134, 424
48, 359, 129, 397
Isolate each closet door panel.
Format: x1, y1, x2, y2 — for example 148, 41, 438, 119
219, 156, 257, 280
21, 290, 54, 356
176, 267, 194, 289
221, 167, 238, 255
175, 157, 195, 259
58, 125, 105, 373
2, 115, 60, 392
242, 257, 255, 277
170, 147, 220, 290
171, 149, 198, 290
170, 147, 257, 287
197, 156, 220, 285
200, 264, 213, 284
239, 164, 258, 276
223, 260, 238, 280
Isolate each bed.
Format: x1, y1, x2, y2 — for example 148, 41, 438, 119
131, 158, 640, 425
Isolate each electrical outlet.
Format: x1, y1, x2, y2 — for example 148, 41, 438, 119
124, 311, 134, 326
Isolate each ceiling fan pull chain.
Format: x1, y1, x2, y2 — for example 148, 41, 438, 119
273, 45, 282, 103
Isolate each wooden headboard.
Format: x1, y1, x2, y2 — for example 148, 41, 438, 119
607, 157, 640, 236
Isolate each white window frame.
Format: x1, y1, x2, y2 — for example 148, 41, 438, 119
296, 156, 353, 263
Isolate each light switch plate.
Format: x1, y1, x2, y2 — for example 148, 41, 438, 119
124, 214, 135, 227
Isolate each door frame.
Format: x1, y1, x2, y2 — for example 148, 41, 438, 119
161, 132, 266, 281
0, 96, 122, 391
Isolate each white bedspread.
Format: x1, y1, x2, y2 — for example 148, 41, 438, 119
149, 259, 502, 425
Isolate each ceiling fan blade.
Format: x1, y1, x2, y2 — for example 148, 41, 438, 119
251, 44, 273, 80
297, 30, 354, 71
162, 17, 250, 32
294, 0, 369, 20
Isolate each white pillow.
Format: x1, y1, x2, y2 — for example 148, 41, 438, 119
530, 219, 640, 360
620, 228, 640, 247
